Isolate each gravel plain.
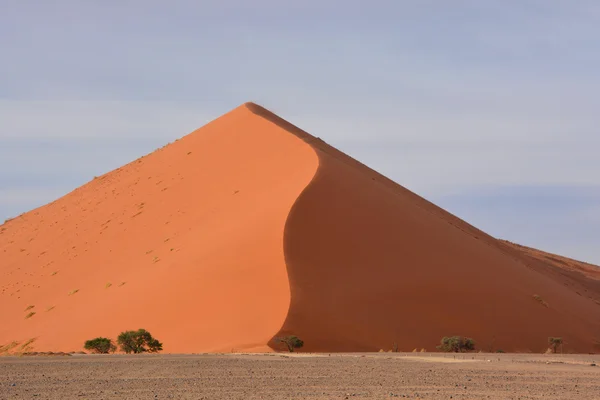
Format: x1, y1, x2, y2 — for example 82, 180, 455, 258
1, 352, 599, 399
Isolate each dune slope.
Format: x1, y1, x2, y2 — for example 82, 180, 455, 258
1, 103, 599, 354
0, 104, 318, 353
248, 105, 600, 353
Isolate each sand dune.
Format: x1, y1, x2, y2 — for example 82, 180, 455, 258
1, 103, 599, 354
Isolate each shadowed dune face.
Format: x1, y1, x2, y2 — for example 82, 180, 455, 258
276, 136, 600, 354
1, 102, 600, 354
0, 104, 318, 353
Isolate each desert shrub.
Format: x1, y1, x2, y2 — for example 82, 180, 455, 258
275, 335, 304, 352
84, 337, 116, 354
548, 337, 563, 354
392, 342, 398, 352
117, 329, 163, 354
496, 349, 506, 353
437, 336, 476, 352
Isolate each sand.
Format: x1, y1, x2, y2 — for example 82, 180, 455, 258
1, 102, 599, 354
1, 353, 599, 399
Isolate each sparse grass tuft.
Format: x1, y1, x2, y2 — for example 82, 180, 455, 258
24, 305, 35, 312
68, 289, 79, 296
118, 282, 126, 287
46, 306, 55, 312
105, 282, 112, 289
533, 294, 549, 308
20, 338, 37, 351
50, 271, 58, 276
0, 341, 21, 354
25, 312, 36, 319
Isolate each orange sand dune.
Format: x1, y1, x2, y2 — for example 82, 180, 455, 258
1, 103, 599, 354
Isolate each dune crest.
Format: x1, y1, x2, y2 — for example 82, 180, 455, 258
1, 103, 599, 354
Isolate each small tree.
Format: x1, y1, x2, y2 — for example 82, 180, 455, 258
84, 337, 116, 354
117, 329, 163, 354
437, 336, 476, 353
275, 336, 304, 352
548, 337, 563, 354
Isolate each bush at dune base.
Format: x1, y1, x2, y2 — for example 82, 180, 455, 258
275, 335, 304, 352
117, 329, 163, 354
436, 336, 476, 352
83, 337, 116, 354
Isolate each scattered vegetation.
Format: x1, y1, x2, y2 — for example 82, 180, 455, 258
46, 306, 55, 312
50, 271, 58, 276
20, 338, 37, 352
437, 336, 476, 353
24, 305, 35, 312
0, 341, 21, 354
496, 349, 506, 353
25, 312, 36, 319
532, 294, 549, 308
275, 335, 304, 353
118, 282, 127, 287
84, 337, 116, 354
68, 289, 79, 296
548, 337, 563, 354
105, 283, 112, 289
117, 329, 163, 354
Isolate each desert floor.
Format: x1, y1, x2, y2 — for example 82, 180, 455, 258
1, 352, 598, 399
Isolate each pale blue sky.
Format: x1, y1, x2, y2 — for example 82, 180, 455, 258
1, 1, 599, 263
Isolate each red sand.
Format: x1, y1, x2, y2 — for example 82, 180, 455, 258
1, 103, 599, 354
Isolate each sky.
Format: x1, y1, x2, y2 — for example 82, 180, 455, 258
1, 1, 599, 263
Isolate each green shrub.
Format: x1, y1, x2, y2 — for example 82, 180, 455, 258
496, 349, 506, 353
436, 336, 476, 352
275, 336, 304, 352
117, 329, 163, 354
84, 337, 116, 354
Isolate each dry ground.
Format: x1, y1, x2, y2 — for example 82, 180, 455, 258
1, 353, 598, 399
